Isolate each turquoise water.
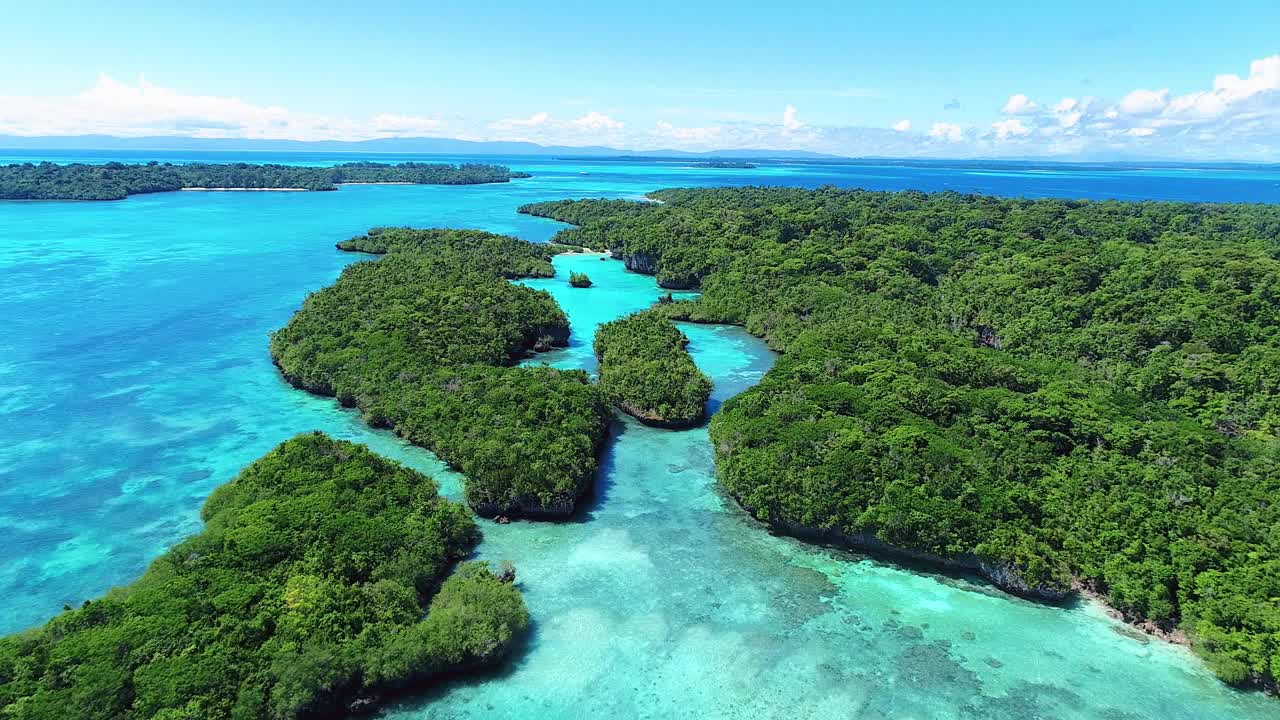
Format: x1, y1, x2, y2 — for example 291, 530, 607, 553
1, 156, 1278, 718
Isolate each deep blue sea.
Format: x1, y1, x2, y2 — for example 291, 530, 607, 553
2, 151, 1278, 718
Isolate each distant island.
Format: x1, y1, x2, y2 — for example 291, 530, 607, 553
0, 161, 530, 200
691, 160, 757, 169
556, 155, 763, 167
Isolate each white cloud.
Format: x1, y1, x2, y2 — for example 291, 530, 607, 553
1, 73, 295, 138
2, 56, 1280, 161
1162, 54, 1280, 119
929, 122, 963, 142
1001, 94, 1039, 114
654, 120, 722, 144
370, 113, 446, 134
489, 111, 550, 130
571, 111, 623, 131
1119, 88, 1168, 115
992, 118, 1030, 139
782, 105, 804, 131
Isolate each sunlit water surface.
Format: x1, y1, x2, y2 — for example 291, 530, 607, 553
1, 154, 1278, 718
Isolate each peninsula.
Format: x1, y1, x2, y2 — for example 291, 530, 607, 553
521, 186, 1280, 693
0, 433, 528, 718
270, 228, 611, 518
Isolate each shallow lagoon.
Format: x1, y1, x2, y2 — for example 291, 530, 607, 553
1, 157, 1278, 718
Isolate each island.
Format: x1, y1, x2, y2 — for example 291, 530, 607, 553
0, 432, 528, 719
520, 186, 1280, 693
691, 160, 757, 169
270, 228, 611, 518
0, 161, 530, 200
594, 310, 712, 428
568, 271, 593, 288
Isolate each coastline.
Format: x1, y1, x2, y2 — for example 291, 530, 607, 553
536, 211, 1226, 664
540, 208, 1228, 675
1073, 580, 1190, 645
732, 493, 1278, 695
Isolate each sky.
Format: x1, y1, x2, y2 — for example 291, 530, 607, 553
1, 0, 1278, 160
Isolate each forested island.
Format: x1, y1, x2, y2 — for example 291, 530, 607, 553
0, 161, 528, 200
270, 228, 611, 518
0, 433, 528, 719
521, 187, 1280, 693
594, 311, 712, 428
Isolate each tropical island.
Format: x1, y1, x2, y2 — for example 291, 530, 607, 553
568, 271, 593, 288
520, 186, 1280, 693
0, 432, 528, 719
594, 310, 712, 428
270, 228, 611, 518
0, 161, 529, 200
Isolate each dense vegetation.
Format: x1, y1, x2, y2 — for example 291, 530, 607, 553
271, 229, 610, 517
335, 227, 561, 279
0, 162, 527, 200
0, 433, 528, 719
568, 271, 593, 288
594, 311, 712, 428
521, 186, 1280, 691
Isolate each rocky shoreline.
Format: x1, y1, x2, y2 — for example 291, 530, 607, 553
731, 494, 1280, 696
614, 399, 705, 429
752, 513, 1073, 602
618, 250, 698, 289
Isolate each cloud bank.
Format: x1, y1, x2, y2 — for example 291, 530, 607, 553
2, 56, 1278, 160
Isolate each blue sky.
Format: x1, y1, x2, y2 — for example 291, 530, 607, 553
1, 1, 1278, 159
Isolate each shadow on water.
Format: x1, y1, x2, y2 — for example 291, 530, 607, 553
479, 412, 630, 528
704, 395, 726, 418
575, 414, 628, 521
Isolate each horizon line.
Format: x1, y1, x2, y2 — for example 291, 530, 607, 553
2, 134, 1279, 168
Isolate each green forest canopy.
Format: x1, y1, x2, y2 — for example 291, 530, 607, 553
521, 186, 1280, 691
0, 433, 528, 719
270, 228, 610, 517
0, 162, 528, 200
594, 310, 712, 427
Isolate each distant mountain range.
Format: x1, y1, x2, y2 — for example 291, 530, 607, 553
0, 134, 844, 160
